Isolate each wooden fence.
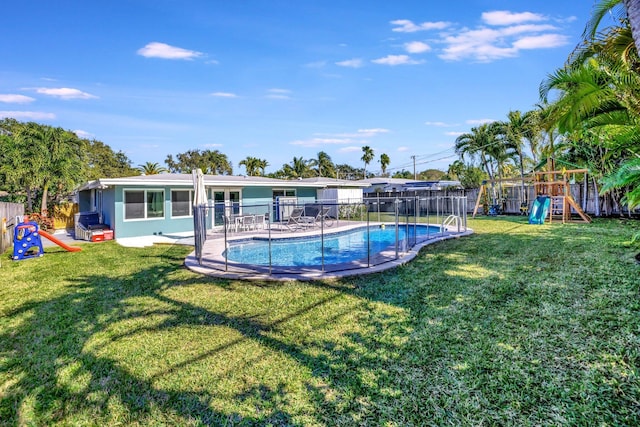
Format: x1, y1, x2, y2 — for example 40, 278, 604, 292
53, 203, 79, 230
0, 202, 25, 254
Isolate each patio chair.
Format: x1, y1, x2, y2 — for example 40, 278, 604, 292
318, 207, 334, 227
299, 206, 321, 227
285, 208, 305, 231
241, 214, 256, 231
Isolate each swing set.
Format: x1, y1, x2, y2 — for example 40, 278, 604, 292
472, 158, 592, 223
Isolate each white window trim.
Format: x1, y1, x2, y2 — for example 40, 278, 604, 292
170, 189, 194, 218
123, 188, 166, 222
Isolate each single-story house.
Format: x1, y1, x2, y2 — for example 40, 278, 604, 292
358, 178, 462, 194
76, 174, 369, 242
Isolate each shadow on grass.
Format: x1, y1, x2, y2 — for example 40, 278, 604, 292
1, 217, 639, 425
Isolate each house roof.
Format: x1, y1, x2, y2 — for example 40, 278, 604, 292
298, 177, 370, 188
354, 177, 421, 186
77, 173, 370, 191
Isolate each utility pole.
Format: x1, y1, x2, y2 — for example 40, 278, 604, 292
411, 155, 416, 180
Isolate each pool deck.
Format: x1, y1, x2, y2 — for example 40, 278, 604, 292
184, 220, 473, 281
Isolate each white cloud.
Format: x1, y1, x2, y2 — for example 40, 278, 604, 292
202, 143, 223, 147
0, 111, 56, 120
372, 55, 424, 66
266, 88, 292, 100
211, 92, 238, 98
397, 146, 410, 152
445, 131, 465, 136
137, 42, 203, 60
0, 94, 35, 104
439, 27, 518, 61
357, 128, 389, 136
404, 41, 431, 54
391, 10, 573, 62
466, 118, 496, 125
513, 33, 570, 49
291, 137, 355, 147
305, 60, 327, 68
500, 24, 558, 36
292, 128, 389, 147
36, 87, 98, 100
336, 58, 364, 68
425, 121, 458, 127
73, 129, 93, 138
482, 11, 546, 26
391, 19, 450, 33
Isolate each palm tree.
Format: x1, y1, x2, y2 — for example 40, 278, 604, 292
447, 160, 465, 180
584, 0, 640, 55
206, 150, 233, 175
361, 146, 374, 179
311, 151, 335, 177
521, 108, 545, 164
455, 123, 508, 204
379, 153, 390, 176
282, 156, 313, 179
541, 10, 640, 215
497, 110, 531, 200
257, 158, 269, 176
137, 162, 167, 175
454, 124, 498, 182
16, 123, 85, 214
601, 156, 640, 209
239, 156, 260, 176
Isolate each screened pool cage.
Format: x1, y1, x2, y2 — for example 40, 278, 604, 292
192, 196, 468, 275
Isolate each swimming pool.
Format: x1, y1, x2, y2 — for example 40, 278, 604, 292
224, 224, 442, 267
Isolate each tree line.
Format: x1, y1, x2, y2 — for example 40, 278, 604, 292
0, 118, 138, 213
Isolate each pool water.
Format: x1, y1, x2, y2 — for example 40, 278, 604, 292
224, 224, 442, 267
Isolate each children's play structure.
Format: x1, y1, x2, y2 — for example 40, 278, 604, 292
472, 158, 592, 224
530, 165, 591, 224
12, 217, 81, 261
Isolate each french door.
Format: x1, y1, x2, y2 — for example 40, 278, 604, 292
212, 190, 241, 227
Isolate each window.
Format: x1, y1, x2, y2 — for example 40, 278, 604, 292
124, 191, 145, 219
124, 189, 164, 220
147, 190, 164, 218
171, 190, 192, 217
273, 189, 296, 199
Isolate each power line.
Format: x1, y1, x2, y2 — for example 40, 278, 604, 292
371, 134, 511, 176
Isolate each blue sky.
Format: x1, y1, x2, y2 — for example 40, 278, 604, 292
0, 1, 599, 176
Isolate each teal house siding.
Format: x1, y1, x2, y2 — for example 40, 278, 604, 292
113, 185, 194, 239
101, 188, 116, 230
240, 187, 273, 217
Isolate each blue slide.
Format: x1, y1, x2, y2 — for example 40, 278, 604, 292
528, 196, 550, 224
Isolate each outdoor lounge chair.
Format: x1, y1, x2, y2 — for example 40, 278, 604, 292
285, 208, 305, 231
301, 205, 336, 228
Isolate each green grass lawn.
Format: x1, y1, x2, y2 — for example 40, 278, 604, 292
1, 217, 639, 426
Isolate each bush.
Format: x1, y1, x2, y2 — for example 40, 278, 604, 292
27, 212, 55, 231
